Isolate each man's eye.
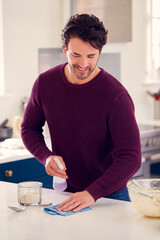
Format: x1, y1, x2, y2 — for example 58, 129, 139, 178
72, 53, 80, 57
88, 55, 95, 59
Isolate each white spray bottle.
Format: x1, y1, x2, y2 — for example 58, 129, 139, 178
53, 156, 67, 192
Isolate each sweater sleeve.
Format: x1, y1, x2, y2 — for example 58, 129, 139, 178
21, 77, 55, 165
86, 92, 141, 201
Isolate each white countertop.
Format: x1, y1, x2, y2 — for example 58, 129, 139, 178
0, 138, 51, 164
0, 147, 32, 163
0, 181, 160, 240
0, 138, 32, 163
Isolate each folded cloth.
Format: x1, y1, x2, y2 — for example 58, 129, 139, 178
43, 204, 92, 216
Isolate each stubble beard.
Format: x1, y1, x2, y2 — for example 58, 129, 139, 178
68, 63, 97, 80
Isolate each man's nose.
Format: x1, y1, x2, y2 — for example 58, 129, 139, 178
79, 58, 88, 68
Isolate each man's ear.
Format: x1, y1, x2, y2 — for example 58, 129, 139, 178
62, 43, 67, 53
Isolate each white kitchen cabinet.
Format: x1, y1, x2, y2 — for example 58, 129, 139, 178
71, 0, 132, 42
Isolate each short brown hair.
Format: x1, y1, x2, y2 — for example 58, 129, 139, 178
61, 14, 108, 51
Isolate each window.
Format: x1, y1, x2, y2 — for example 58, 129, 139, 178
146, 0, 160, 83
0, 0, 4, 95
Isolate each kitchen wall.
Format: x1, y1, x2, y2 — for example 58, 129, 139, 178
0, 0, 159, 125
38, 48, 121, 80
120, 0, 160, 123
0, 0, 69, 124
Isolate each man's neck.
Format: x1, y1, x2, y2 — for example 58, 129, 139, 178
64, 64, 100, 85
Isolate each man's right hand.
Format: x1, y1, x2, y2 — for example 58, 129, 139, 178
45, 155, 68, 179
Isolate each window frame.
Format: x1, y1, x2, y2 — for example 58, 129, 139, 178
146, 0, 160, 84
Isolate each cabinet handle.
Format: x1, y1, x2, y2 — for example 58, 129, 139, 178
5, 170, 13, 177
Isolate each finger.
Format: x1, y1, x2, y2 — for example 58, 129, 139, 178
46, 164, 68, 178
72, 203, 88, 212
52, 167, 68, 178
51, 158, 68, 177
57, 195, 74, 207
45, 155, 67, 175
56, 200, 73, 210
56, 197, 76, 211
57, 200, 81, 212
48, 161, 68, 178
62, 201, 81, 212
46, 168, 54, 176
52, 156, 67, 172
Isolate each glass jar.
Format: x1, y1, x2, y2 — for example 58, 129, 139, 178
18, 181, 42, 206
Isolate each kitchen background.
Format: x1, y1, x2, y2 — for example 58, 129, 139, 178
0, 0, 160, 185
1, 2, 160, 229
0, 0, 160, 125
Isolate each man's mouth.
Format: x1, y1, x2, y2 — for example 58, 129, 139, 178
76, 66, 88, 72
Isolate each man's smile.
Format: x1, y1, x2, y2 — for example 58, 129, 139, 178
76, 65, 88, 73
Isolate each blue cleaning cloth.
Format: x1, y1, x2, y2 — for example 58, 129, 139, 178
43, 204, 92, 216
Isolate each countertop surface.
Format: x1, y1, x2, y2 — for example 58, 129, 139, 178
0, 138, 51, 163
0, 147, 32, 163
0, 181, 160, 240
0, 138, 32, 163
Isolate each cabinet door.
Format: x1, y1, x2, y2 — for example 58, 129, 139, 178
72, 0, 132, 42
0, 158, 52, 188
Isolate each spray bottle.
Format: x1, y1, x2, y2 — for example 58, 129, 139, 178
53, 156, 67, 192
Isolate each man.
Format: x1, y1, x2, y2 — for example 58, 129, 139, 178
21, 14, 141, 212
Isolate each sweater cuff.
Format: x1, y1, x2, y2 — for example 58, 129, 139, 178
34, 147, 56, 166
85, 185, 102, 201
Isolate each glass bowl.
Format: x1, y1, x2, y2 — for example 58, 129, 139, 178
127, 179, 160, 217
18, 181, 43, 206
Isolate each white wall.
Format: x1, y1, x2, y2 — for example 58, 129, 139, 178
0, 0, 64, 123
0, 0, 4, 95
0, 0, 159, 125
121, 0, 160, 123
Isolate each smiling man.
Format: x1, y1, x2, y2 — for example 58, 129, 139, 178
64, 37, 101, 83
21, 14, 141, 212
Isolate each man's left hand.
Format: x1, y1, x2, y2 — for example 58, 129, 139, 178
55, 190, 95, 212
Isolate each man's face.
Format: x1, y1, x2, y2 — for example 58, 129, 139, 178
63, 37, 101, 81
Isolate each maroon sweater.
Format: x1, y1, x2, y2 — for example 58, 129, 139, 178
21, 63, 141, 201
